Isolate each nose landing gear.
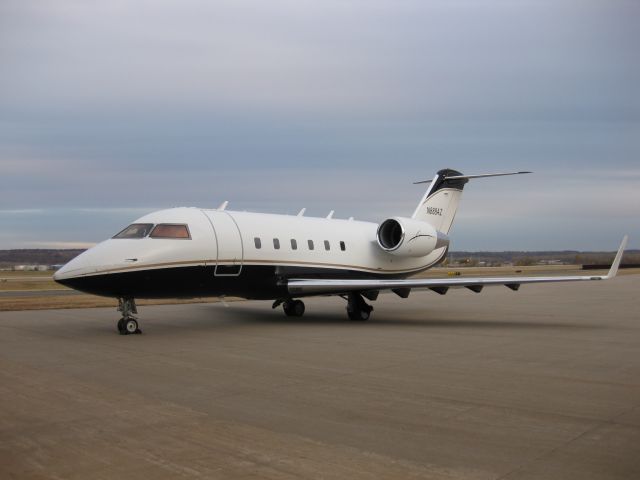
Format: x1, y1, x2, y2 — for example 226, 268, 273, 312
117, 297, 141, 335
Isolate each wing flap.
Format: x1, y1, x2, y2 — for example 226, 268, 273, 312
287, 236, 628, 296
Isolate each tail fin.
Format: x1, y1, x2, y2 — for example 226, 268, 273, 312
412, 169, 531, 234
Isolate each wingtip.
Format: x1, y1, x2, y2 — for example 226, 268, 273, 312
606, 234, 628, 279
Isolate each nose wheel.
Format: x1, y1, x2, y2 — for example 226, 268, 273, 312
117, 298, 141, 335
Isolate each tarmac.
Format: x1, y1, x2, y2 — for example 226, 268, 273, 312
0, 289, 76, 298
1, 274, 639, 479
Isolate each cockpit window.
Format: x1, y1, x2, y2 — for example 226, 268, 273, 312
150, 224, 191, 239
113, 223, 154, 239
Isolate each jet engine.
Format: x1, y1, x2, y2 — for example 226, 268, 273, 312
376, 217, 449, 257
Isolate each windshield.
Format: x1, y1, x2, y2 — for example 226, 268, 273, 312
150, 224, 191, 239
113, 223, 154, 239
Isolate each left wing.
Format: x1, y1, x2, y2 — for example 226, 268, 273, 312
287, 236, 628, 297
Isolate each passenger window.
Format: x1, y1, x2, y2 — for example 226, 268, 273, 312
273, 238, 280, 249
324, 240, 330, 251
308, 240, 314, 250
113, 223, 154, 239
291, 239, 297, 250
149, 224, 191, 239
340, 241, 346, 251
254, 237, 261, 249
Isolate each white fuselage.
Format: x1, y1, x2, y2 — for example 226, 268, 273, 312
54, 207, 448, 299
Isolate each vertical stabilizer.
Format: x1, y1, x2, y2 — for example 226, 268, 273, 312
411, 169, 468, 234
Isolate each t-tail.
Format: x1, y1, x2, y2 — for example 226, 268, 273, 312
411, 169, 532, 234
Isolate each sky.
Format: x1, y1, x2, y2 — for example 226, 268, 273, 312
1, 0, 638, 251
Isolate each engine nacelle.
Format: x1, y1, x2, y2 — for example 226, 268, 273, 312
376, 217, 449, 257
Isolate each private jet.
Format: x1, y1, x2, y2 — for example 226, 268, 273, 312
54, 169, 628, 335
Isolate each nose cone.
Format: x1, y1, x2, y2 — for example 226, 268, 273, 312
53, 249, 98, 292
53, 241, 125, 295
53, 249, 98, 283
53, 262, 73, 283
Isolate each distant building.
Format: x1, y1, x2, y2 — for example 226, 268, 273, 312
536, 259, 565, 266
12, 265, 51, 271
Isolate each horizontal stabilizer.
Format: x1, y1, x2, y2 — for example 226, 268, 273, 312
414, 171, 531, 185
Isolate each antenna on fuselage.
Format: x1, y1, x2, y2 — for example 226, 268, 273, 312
326, 210, 334, 219
217, 201, 229, 211
297, 208, 306, 216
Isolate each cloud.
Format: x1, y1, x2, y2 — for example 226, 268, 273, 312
1, 0, 638, 117
0, 0, 638, 250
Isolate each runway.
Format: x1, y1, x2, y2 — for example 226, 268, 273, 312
1, 274, 639, 479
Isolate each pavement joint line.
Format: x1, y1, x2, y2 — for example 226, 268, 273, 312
261, 359, 626, 425
610, 401, 640, 424
493, 420, 611, 480
9, 340, 638, 431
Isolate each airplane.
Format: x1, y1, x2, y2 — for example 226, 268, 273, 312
54, 168, 628, 335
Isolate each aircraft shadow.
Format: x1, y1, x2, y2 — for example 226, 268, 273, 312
175, 304, 607, 331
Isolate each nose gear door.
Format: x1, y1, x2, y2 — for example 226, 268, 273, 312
204, 211, 244, 276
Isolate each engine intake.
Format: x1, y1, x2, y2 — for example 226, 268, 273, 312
376, 217, 449, 257
377, 218, 404, 250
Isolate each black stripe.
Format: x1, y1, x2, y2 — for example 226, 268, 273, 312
432, 168, 468, 193
55, 264, 420, 300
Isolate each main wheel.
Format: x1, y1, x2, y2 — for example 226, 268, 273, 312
283, 299, 305, 317
124, 318, 140, 335
117, 318, 126, 334
348, 308, 370, 321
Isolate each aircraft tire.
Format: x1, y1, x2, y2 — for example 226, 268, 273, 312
348, 308, 370, 321
123, 318, 140, 335
284, 299, 305, 317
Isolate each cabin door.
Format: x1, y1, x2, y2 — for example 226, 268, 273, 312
205, 211, 244, 276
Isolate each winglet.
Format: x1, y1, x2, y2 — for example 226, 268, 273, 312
217, 201, 229, 211
605, 235, 628, 279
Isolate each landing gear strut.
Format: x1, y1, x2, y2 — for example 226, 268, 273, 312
283, 299, 305, 317
346, 292, 373, 321
117, 297, 141, 335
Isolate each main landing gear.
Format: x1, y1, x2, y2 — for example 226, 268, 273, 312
117, 297, 141, 335
272, 298, 306, 317
283, 299, 305, 317
346, 292, 373, 321
273, 293, 373, 321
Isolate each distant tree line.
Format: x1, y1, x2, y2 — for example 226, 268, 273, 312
0, 249, 86, 268
447, 250, 639, 267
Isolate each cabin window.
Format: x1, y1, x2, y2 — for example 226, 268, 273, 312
254, 237, 261, 249
340, 241, 346, 251
149, 224, 191, 239
113, 223, 154, 239
273, 238, 280, 249
324, 240, 330, 251
308, 240, 314, 250
291, 239, 297, 250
